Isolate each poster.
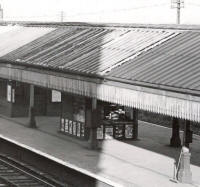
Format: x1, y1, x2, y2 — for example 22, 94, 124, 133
105, 126, 113, 139
97, 125, 104, 140
81, 124, 85, 137
115, 125, 124, 139
68, 120, 73, 134
77, 122, 81, 137
52, 90, 61, 102
12, 89, 15, 103
125, 124, 133, 138
73, 121, 77, 135
60, 118, 65, 132
65, 119, 69, 133
7, 85, 12, 102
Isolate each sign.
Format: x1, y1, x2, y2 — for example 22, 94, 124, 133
68, 120, 73, 134
60, 118, 65, 132
12, 89, 15, 103
115, 125, 124, 139
81, 124, 85, 137
77, 122, 81, 137
105, 126, 113, 139
7, 85, 12, 102
73, 121, 77, 135
65, 119, 69, 133
52, 90, 61, 102
125, 124, 133, 138
97, 125, 104, 139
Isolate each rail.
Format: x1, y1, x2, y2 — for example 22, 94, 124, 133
0, 154, 65, 187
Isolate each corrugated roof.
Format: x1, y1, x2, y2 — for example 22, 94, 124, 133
2, 23, 200, 93
1, 25, 178, 76
1, 22, 200, 121
108, 31, 200, 92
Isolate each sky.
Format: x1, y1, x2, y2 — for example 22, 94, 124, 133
1, 0, 200, 24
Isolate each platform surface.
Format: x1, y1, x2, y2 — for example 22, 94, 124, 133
0, 115, 199, 187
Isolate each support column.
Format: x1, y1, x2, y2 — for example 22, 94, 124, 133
88, 98, 99, 150
184, 120, 193, 148
170, 117, 181, 147
28, 84, 36, 128
132, 108, 138, 140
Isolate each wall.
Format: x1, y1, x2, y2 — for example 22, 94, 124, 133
0, 79, 61, 117
12, 82, 29, 117
61, 93, 74, 119
46, 89, 61, 116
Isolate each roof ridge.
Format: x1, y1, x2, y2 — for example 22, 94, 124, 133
2, 21, 200, 31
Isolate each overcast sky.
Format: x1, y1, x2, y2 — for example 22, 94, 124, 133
1, 0, 200, 24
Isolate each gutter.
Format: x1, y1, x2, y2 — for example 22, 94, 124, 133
0, 59, 104, 83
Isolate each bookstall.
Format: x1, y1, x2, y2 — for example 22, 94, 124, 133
97, 104, 135, 140
60, 94, 87, 139
60, 95, 136, 140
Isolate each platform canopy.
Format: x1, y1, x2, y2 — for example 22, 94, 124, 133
0, 22, 200, 122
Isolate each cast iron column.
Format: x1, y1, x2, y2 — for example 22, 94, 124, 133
184, 120, 192, 148
170, 117, 181, 147
29, 84, 36, 128
132, 108, 138, 140
88, 98, 98, 149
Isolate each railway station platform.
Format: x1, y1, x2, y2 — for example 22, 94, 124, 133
0, 115, 199, 187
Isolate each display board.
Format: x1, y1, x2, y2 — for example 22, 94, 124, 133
12, 88, 15, 103
115, 125, 124, 139
125, 124, 133, 138
52, 90, 61, 102
65, 119, 69, 133
77, 122, 81, 137
60, 117, 85, 138
97, 125, 104, 139
60, 118, 65, 132
60, 95, 86, 139
96, 121, 134, 140
105, 126, 114, 139
7, 85, 12, 102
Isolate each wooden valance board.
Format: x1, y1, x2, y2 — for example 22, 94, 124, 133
97, 83, 200, 122
0, 64, 98, 97
1, 64, 200, 122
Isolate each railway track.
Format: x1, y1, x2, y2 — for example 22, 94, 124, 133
0, 154, 66, 187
